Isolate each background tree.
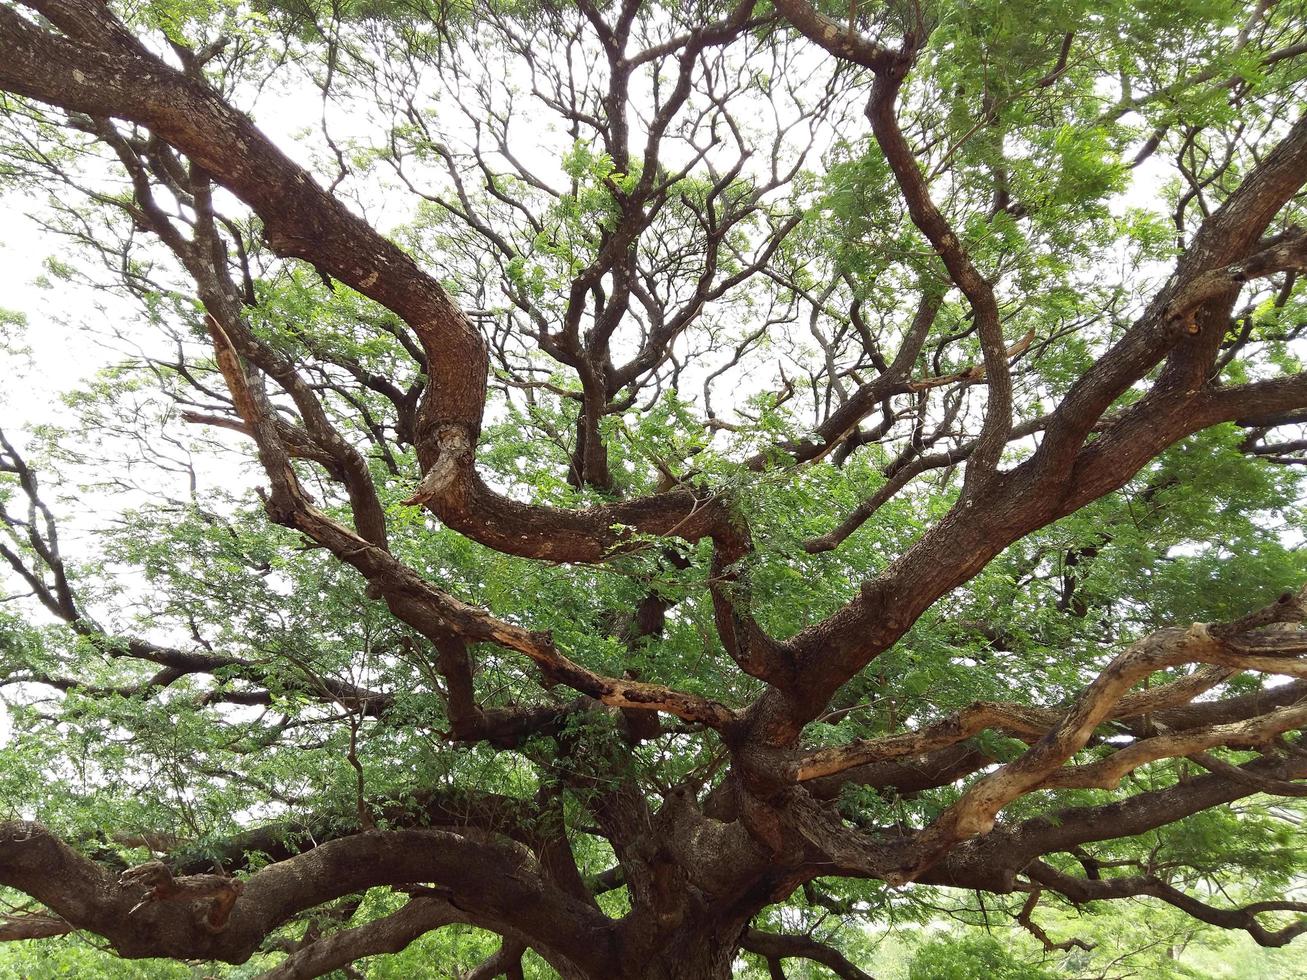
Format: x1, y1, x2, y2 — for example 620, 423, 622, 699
2, 0, 1307, 976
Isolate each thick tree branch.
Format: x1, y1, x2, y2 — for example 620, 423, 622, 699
740, 927, 874, 980
1027, 861, 1307, 948
256, 897, 467, 980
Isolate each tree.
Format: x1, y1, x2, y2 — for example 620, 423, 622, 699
1, 0, 1307, 976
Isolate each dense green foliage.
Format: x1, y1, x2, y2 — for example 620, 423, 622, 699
2, 0, 1307, 976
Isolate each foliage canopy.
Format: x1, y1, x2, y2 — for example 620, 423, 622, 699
2, 0, 1307, 976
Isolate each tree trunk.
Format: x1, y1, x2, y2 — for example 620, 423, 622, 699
602, 922, 744, 980
615, 939, 736, 980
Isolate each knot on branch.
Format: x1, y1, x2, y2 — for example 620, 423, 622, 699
118, 861, 243, 933
259, 485, 301, 527
402, 423, 474, 506
1210, 583, 1307, 640
1164, 230, 1307, 335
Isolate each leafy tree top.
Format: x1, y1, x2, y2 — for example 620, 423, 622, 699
1, 0, 1307, 976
